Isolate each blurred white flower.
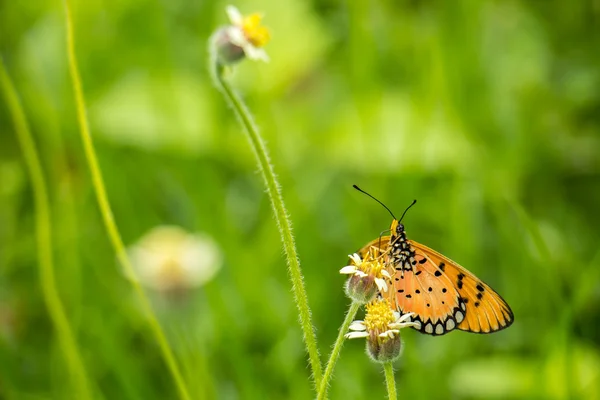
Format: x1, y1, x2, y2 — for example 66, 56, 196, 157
225, 5, 270, 62
213, 5, 270, 64
127, 226, 222, 292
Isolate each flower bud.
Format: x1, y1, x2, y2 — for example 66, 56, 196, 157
213, 27, 246, 65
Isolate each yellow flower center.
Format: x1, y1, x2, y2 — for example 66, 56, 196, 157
357, 247, 386, 278
364, 299, 395, 335
241, 13, 270, 47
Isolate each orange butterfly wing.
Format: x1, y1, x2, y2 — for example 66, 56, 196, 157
356, 237, 514, 335
408, 240, 514, 334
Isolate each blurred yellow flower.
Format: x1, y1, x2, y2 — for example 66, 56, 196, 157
218, 5, 270, 63
127, 226, 222, 293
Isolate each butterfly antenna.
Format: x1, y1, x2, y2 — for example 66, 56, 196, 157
399, 199, 417, 222
353, 185, 396, 220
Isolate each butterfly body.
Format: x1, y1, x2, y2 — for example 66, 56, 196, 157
359, 219, 514, 336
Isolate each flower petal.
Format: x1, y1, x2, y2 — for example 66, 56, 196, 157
390, 321, 420, 329
396, 312, 415, 324
381, 269, 391, 279
226, 26, 247, 47
348, 253, 362, 265
345, 331, 369, 339
348, 321, 366, 331
339, 265, 357, 275
375, 277, 388, 292
226, 5, 243, 25
243, 44, 269, 62
379, 329, 399, 338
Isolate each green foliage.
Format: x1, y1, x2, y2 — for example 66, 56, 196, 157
1, 0, 599, 399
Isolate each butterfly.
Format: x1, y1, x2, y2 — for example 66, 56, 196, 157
353, 185, 514, 336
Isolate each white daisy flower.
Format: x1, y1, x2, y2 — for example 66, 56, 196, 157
345, 299, 419, 363
214, 5, 270, 64
340, 247, 391, 303
127, 226, 222, 293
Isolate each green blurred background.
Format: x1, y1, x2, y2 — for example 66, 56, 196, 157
1, 0, 600, 399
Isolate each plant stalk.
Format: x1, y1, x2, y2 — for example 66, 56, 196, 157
317, 301, 361, 400
383, 362, 397, 400
0, 59, 93, 400
62, 2, 191, 399
209, 50, 323, 387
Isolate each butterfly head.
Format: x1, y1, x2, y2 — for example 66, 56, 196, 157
390, 219, 404, 235
390, 219, 407, 243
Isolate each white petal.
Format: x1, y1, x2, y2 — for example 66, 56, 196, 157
225, 5, 243, 25
390, 321, 420, 329
348, 321, 366, 331
348, 253, 362, 265
345, 332, 369, 339
375, 278, 388, 292
397, 312, 415, 324
339, 265, 358, 275
243, 45, 269, 62
355, 270, 368, 278
226, 26, 247, 47
381, 269, 391, 278
379, 329, 399, 338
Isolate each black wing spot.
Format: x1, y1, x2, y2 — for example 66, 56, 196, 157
415, 271, 422, 276
434, 270, 442, 277
406, 294, 412, 299
441, 301, 445, 305
428, 287, 433, 292
415, 289, 420, 294
442, 288, 447, 293
439, 262, 445, 271
463, 298, 469, 304
426, 303, 430, 307
411, 260, 417, 265
474, 301, 480, 307
476, 284, 485, 292
398, 289, 404, 293
476, 292, 483, 300
457, 280, 463, 289
457, 273, 465, 280
419, 258, 427, 264
395, 278, 400, 281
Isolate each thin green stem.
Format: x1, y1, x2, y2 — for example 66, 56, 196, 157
317, 301, 361, 400
383, 362, 397, 400
62, 2, 191, 400
209, 49, 322, 387
0, 59, 93, 400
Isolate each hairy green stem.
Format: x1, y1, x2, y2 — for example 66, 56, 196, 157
62, 2, 191, 399
317, 301, 361, 400
383, 362, 397, 400
209, 49, 322, 387
0, 59, 93, 400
